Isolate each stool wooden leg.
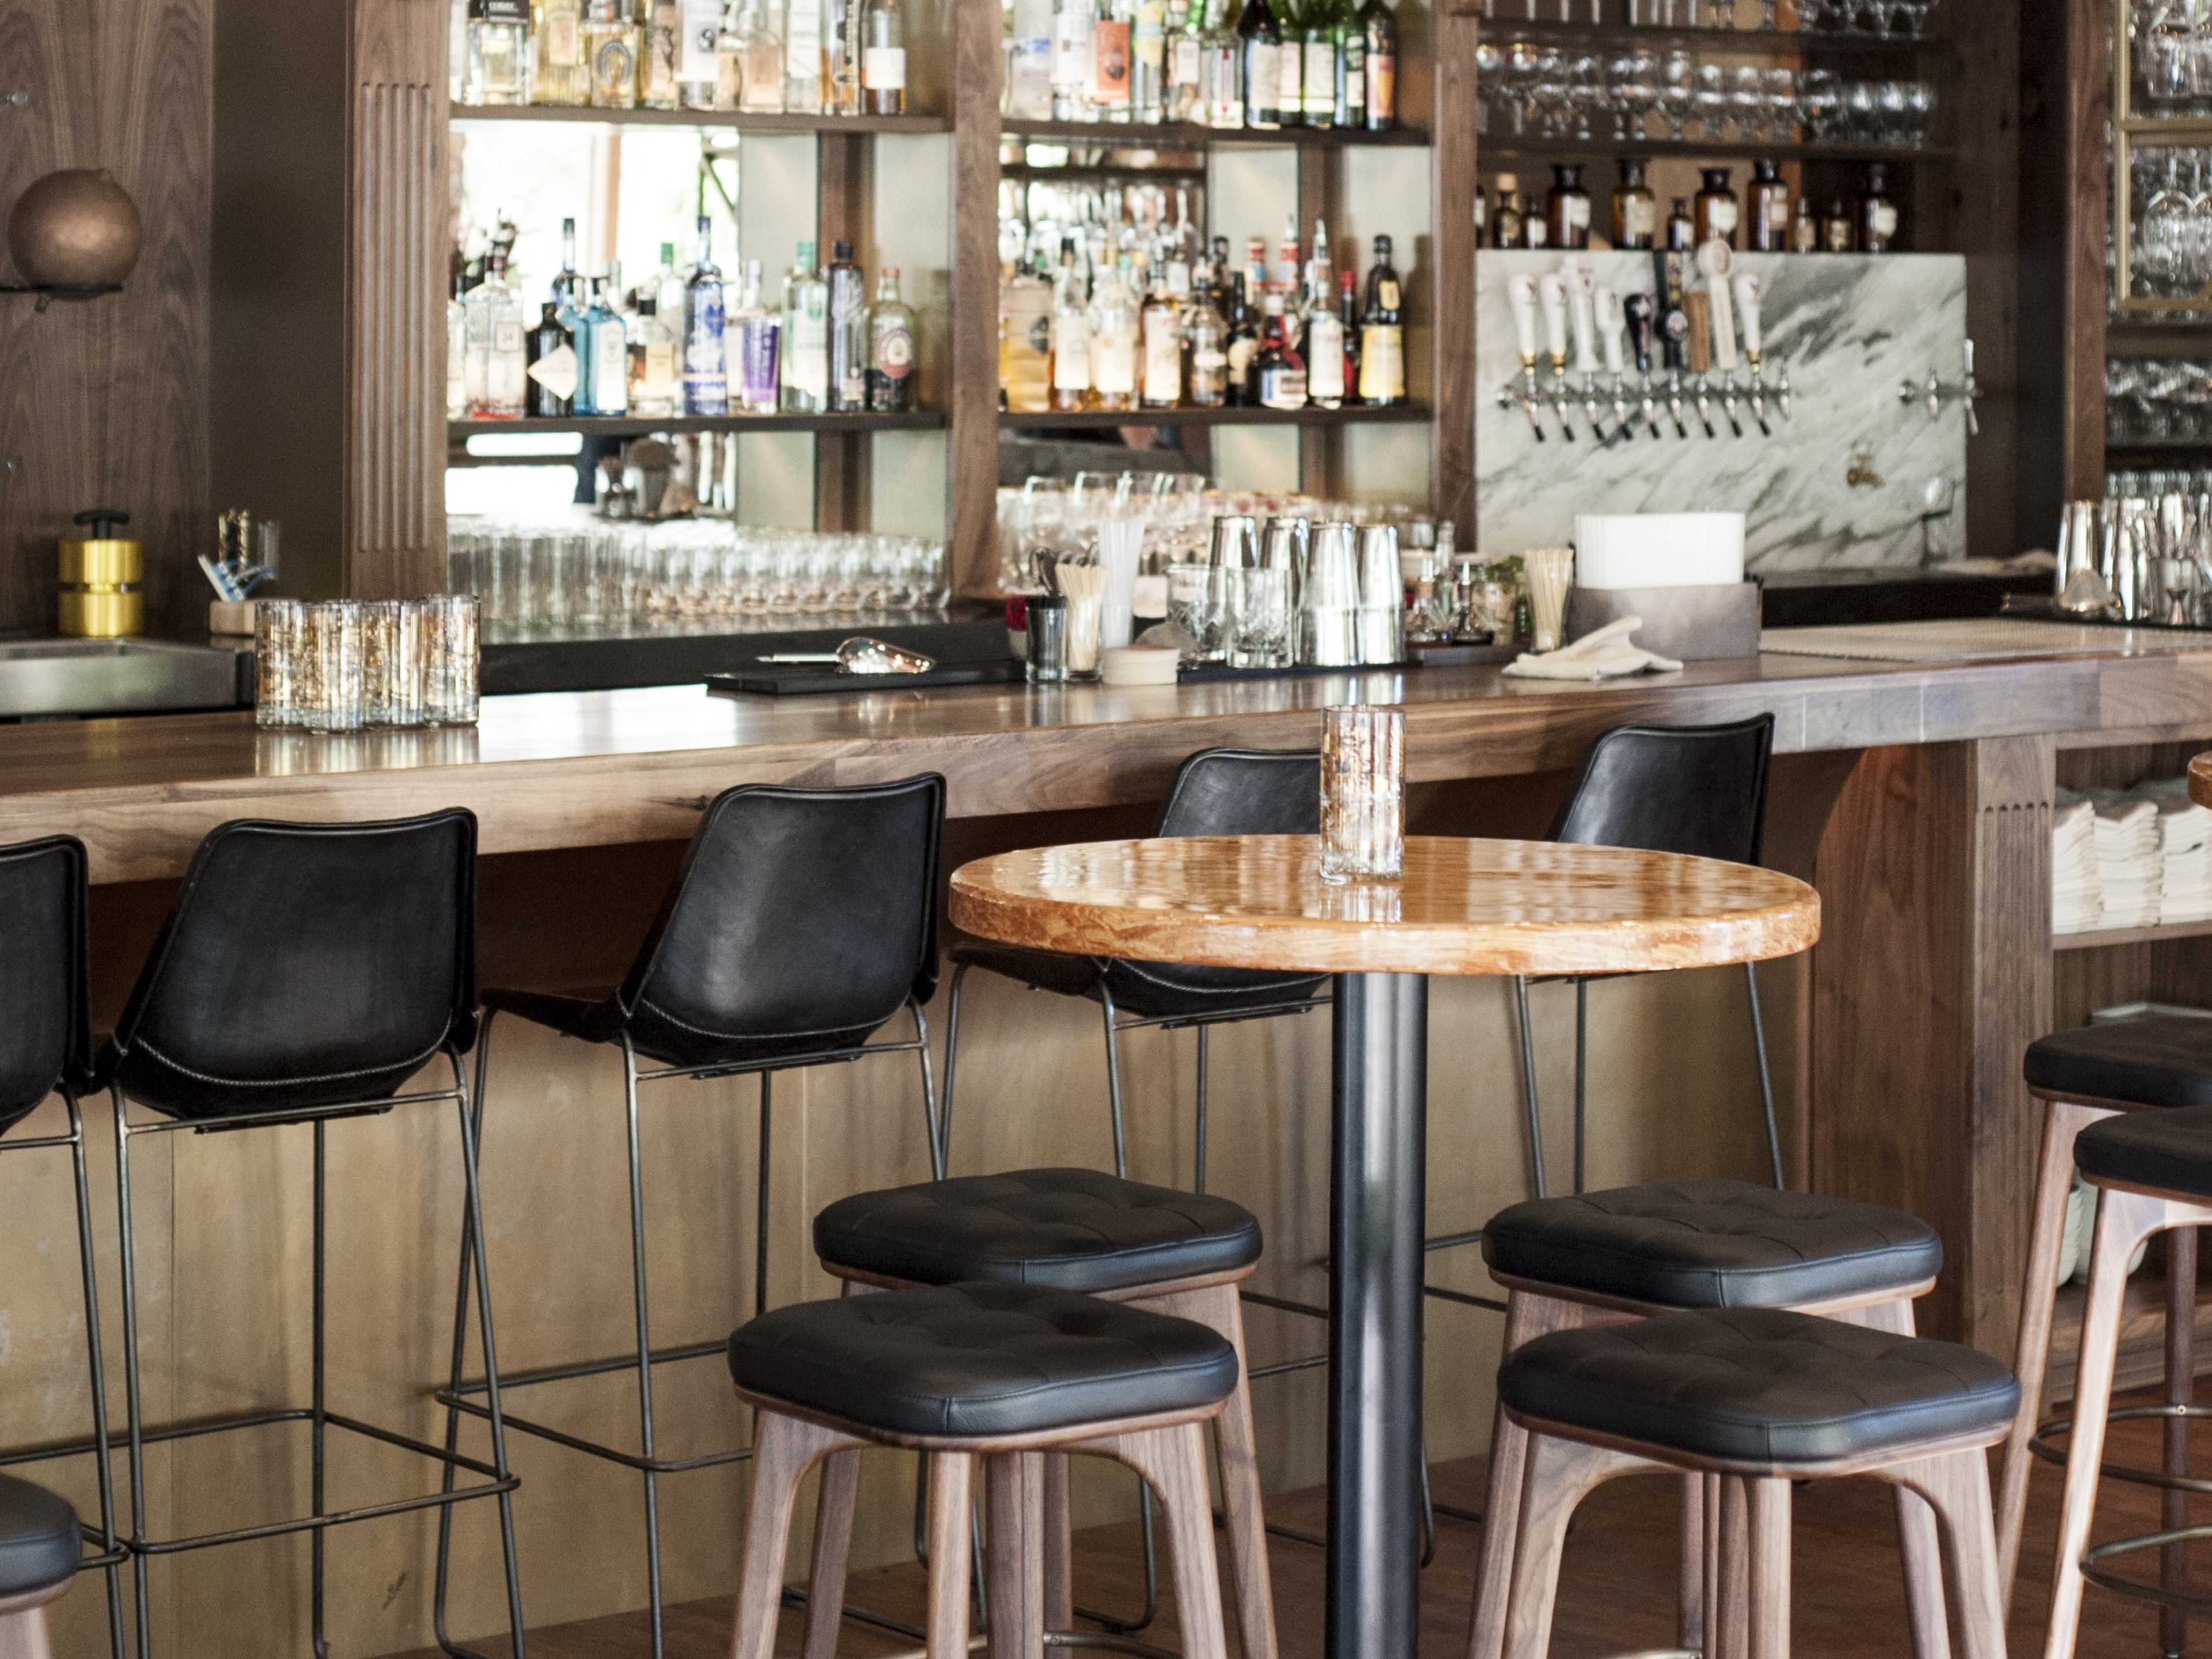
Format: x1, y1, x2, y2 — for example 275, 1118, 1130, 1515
1701, 1475, 1724, 1659
1842, 1298, 1953, 1659
1042, 1454, 1074, 1631
733, 1413, 859, 1659
1891, 1450, 2006, 1659
801, 1449, 863, 1659
0, 1589, 63, 1659
2001, 1099, 2109, 1608
1099, 1423, 1231, 1659
1501, 1433, 1643, 1659
2166, 1226, 2198, 1659
1677, 1475, 1706, 1657
1717, 1476, 1750, 1659
1468, 1294, 1586, 1659
1745, 1479, 1790, 1659
1164, 1282, 1278, 1659
987, 1453, 1047, 1659
925, 1453, 978, 1659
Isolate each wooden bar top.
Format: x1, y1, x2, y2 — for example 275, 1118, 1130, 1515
14, 639, 2212, 882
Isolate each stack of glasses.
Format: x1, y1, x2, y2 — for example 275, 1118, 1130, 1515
1165, 514, 1404, 670
255, 597, 482, 735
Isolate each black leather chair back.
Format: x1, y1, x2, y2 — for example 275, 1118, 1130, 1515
1549, 716, 1775, 865
0, 837, 90, 1135
103, 812, 477, 1119
1154, 748, 1323, 838
618, 777, 944, 1059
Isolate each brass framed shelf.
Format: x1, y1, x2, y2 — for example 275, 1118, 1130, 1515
1481, 137, 1950, 162
2053, 918, 2212, 950
999, 116, 1429, 149
1479, 18, 1955, 55
999, 403, 1431, 429
451, 411, 946, 439
449, 103, 951, 133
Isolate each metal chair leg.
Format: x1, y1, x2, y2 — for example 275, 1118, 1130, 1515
65, 1093, 127, 1659
912, 1001, 944, 1183
1512, 976, 1548, 1201
1571, 979, 1588, 1196
1194, 1026, 1210, 1195
108, 1089, 151, 1659
435, 1014, 501, 1659
756, 1073, 774, 1320
1745, 963, 1785, 1189
312, 1119, 330, 1659
1100, 988, 1130, 1181
622, 1039, 670, 1659
937, 965, 970, 1179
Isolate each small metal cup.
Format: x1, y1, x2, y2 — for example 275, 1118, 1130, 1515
1355, 524, 1402, 610
1305, 524, 1362, 609
1209, 514, 1260, 569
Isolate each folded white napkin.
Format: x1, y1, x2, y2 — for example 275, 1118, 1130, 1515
1502, 618, 1684, 682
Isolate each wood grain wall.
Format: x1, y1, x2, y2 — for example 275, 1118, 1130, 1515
0, 0, 212, 637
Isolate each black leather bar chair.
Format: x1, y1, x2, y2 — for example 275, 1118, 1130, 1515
0, 1474, 84, 1657
0, 838, 123, 1659
435, 777, 945, 1659
937, 748, 1327, 1188
93, 812, 524, 1659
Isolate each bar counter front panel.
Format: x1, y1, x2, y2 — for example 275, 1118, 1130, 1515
2, 643, 2202, 1658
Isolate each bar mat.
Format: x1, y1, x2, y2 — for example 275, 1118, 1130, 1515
706, 659, 1026, 696
1177, 658, 1429, 684
1760, 619, 2212, 664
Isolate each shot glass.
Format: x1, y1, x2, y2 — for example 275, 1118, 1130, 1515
253, 599, 307, 730
422, 594, 482, 726
1319, 704, 1406, 884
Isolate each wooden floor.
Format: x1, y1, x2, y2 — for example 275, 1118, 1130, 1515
395, 1396, 2208, 1659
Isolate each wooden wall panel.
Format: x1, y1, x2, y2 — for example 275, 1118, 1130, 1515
1954, 0, 2022, 563
0, 0, 212, 637
1429, 6, 1476, 528
945, 0, 1001, 596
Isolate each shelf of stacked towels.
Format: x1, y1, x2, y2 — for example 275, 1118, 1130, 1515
2054, 777, 2212, 936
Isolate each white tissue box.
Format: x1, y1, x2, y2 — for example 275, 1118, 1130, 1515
1565, 582, 1761, 662
1573, 513, 1747, 590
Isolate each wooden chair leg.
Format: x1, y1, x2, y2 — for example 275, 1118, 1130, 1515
1469, 1293, 1588, 1659
1891, 1449, 2008, 1659
1167, 1282, 1278, 1659
1839, 1297, 1953, 1659
925, 1452, 978, 1659
1677, 1474, 1706, 1657
1043, 1453, 1074, 1631
733, 1412, 858, 1659
1745, 1479, 1790, 1659
2046, 1188, 2172, 1659
1702, 1474, 1724, 1659
1100, 1422, 1232, 1659
0, 1603, 56, 1659
801, 1449, 863, 1659
987, 1452, 1047, 1659
1999, 1098, 2109, 1608
1501, 1432, 1643, 1659
1717, 1476, 1749, 1659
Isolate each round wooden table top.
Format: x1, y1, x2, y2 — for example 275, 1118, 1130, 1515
2192, 751, 2212, 810
949, 836, 1821, 979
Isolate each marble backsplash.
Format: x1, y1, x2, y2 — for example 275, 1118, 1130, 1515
1473, 251, 1970, 574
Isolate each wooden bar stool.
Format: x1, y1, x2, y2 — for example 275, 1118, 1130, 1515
812, 1167, 1277, 1659
1997, 1014, 2212, 1641
2045, 1101, 2212, 1659
0, 1474, 80, 1659
1465, 1177, 1946, 1659
1491, 1307, 2019, 1659
722, 1281, 1241, 1659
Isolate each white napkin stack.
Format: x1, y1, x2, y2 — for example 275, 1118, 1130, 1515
2085, 788, 2164, 929
2052, 794, 2101, 935
1501, 617, 1685, 682
2137, 776, 2212, 924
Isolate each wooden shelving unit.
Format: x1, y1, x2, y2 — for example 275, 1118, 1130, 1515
998, 404, 1431, 430
1000, 116, 1430, 147
2055, 917, 2212, 951
1477, 18, 1955, 54
1482, 138, 1950, 164
451, 411, 945, 440
449, 103, 951, 132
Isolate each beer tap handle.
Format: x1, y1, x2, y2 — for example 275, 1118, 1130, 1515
1508, 274, 1541, 366
1539, 271, 1572, 372
1623, 291, 1655, 376
1698, 240, 1737, 373
1567, 262, 1602, 377
1733, 270, 1763, 364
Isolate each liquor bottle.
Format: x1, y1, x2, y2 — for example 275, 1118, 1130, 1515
861, 0, 906, 113
786, 0, 826, 109
1166, 0, 1204, 119
1546, 162, 1592, 250
1821, 195, 1854, 252
468, 252, 528, 417
829, 0, 865, 112
554, 216, 583, 315
1356, 233, 1404, 406
1748, 158, 1790, 253
825, 240, 869, 411
586, 277, 629, 414
1255, 291, 1306, 409
627, 296, 679, 416
1001, 257, 1054, 411
1132, 0, 1167, 121
1224, 274, 1259, 404
1236, 0, 1281, 129
582, 0, 641, 105
1611, 157, 1656, 249
1858, 162, 1899, 252
1141, 266, 1183, 407
525, 302, 576, 417
718, 5, 748, 106
1200, 1, 1243, 125
532, 0, 589, 104
1491, 176, 1525, 249
1185, 278, 1228, 407
1356, 0, 1393, 128
1523, 204, 1548, 249
643, 0, 682, 107
1335, 0, 1364, 128
1277, 0, 1304, 127
683, 214, 729, 414
675, 0, 721, 105
466, 0, 533, 104
1300, 0, 1336, 128
782, 241, 831, 411
733, 0, 786, 109
1335, 269, 1360, 403
1306, 264, 1345, 408
1054, 0, 1098, 120
1051, 238, 1094, 410
1272, 213, 1300, 298
868, 266, 918, 411
1089, 256, 1140, 410
1790, 195, 1819, 253
1009, 0, 1056, 116
729, 260, 781, 412
448, 272, 471, 421
1093, 0, 1132, 118
1664, 196, 1696, 251
1693, 167, 1738, 248
654, 240, 685, 321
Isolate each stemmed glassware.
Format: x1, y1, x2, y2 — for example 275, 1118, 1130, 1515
1660, 48, 1697, 139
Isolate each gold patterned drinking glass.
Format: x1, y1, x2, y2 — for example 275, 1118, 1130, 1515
1319, 704, 1406, 884
421, 594, 482, 726
362, 599, 426, 727
253, 599, 307, 730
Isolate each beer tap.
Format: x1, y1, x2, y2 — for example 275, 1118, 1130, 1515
1700, 241, 1744, 440
1537, 270, 1578, 441
1622, 290, 1662, 439
1685, 290, 1718, 440
1566, 261, 1608, 441
1499, 274, 1548, 441
1733, 270, 1772, 437
1596, 285, 1635, 441
1775, 363, 1794, 423
1654, 249, 1691, 439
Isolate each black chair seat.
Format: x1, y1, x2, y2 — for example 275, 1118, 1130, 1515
2024, 1016, 2212, 1109
0, 1475, 77, 1599
815, 1168, 1263, 1294
2076, 1101, 2212, 1199
728, 1282, 1240, 1439
1482, 1179, 1942, 1309
480, 984, 886, 1073
950, 938, 1327, 1024
1498, 1306, 2020, 1465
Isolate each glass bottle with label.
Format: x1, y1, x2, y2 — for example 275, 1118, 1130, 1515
627, 297, 679, 417
1224, 275, 1259, 404
1546, 163, 1592, 250
830, 0, 865, 112
467, 0, 533, 104
1334, 0, 1363, 127
1491, 176, 1525, 249
1858, 162, 1899, 252
1747, 158, 1790, 253
1185, 279, 1228, 406
1141, 265, 1183, 407
1132, 0, 1168, 121
1822, 195, 1854, 252
1523, 203, 1548, 249
868, 266, 918, 411
1051, 240, 1093, 410
1165, 0, 1204, 119
1093, 0, 1133, 117
682, 215, 728, 415
1790, 196, 1819, 253
582, 0, 641, 105
1336, 270, 1360, 403
1001, 258, 1054, 411
1089, 257, 1141, 410
525, 301, 577, 418
861, 0, 907, 112
725, 0, 783, 109
1306, 264, 1345, 408
1009, 0, 1055, 115
1357, 0, 1393, 128
642, 0, 682, 107
1200, 3, 1243, 125
826, 240, 869, 410
1054, 0, 1097, 119
586, 277, 629, 414
1665, 196, 1695, 250
1236, 0, 1281, 129
1692, 167, 1738, 247
786, 0, 825, 109
732, 260, 782, 413
1611, 158, 1656, 249
532, 0, 589, 104
1357, 233, 1404, 406
468, 252, 528, 417
681, 0, 725, 106
1255, 291, 1307, 409
448, 272, 471, 421
1300, 0, 1336, 130
782, 241, 831, 412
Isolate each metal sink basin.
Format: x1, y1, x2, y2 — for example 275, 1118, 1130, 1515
0, 638, 249, 719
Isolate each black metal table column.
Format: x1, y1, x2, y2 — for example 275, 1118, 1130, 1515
1326, 971, 1429, 1659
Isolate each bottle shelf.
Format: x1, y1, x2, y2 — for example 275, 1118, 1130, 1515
450, 103, 952, 134
1000, 117, 1429, 149
450, 411, 946, 439
998, 403, 1431, 429
2107, 436, 2212, 463
1477, 18, 1955, 55
2108, 322, 2212, 359
1481, 137, 1950, 163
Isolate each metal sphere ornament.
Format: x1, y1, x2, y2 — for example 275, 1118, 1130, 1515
7, 169, 141, 290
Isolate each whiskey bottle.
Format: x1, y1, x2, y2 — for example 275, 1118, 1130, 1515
642, 0, 683, 107
1821, 195, 1854, 252
868, 266, 918, 412
532, 0, 589, 104
1356, 232, 1404, 406
1236, 0, 1281, 129
1051, 240, 1093, 411
1141, 264, 1184, 407
1224, 274, 1260, 404
1747, 158, 1790, 253
1790, 195, 1819, 253
829, 0, 865, 113
1089, 257, 1141, 411
582, 0, 641, 105
681, 215, 729, 415
1858, 162, 1899, 252
782, 242, 831, 412
1664, 196, 1696, 251
1692, 167, 1738, 248
1301, 0, 1338, 130
1001, 257, 1054, 412
1185, 278, 1229, 407
468, 252, 528, 417
786, 0, 826, 109
732, 260, 783, 414
1335, 0, 1364, 127
1336, 269, 1360, 403
1546, 162, 1592, 251
466, 0, 533, 104
1255, 291, 1307, 410
1491, 176, 1525, 249
1611, 158, 1656, 250
1357, 0, 1393, 128
861, 0, 908, 113
1132, 0, 1168, 122
1165, 0, 1205, 120
733, 0, 786, 109
524, 301, 577, 418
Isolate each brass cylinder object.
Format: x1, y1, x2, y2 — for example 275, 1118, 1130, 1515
58, 509, 143, 638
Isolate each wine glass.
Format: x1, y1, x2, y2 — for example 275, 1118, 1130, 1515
1501, 40, 1542, 135
1843, 78, 1880, 141
1730, 65, 1767, 140
1624, 48, 1664, 138
1765, 67, 1800, 141
1565, 51, 1604, 141
1877, 79, 1911, 145
1695, 59, 1730, 138
1799, 67, 1840, 139
1660, 48, 1697, 140
1475, 40, 1503, 133
1528, 45, 1569, 138
1605, 51, 1639, 140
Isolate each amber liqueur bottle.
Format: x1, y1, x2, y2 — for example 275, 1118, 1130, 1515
1491, 175, 1526, 249
1692, 167, 1738, 248
1611, 158, 1656, 250
1545, 163, 1592, 251
1858, 162, 1900, 252
1356, 233, 1404, 406
1747, 158, 1791, 253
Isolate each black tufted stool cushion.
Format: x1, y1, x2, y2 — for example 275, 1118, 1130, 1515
728, 1282, 1241, 1439
1481, 1179, 1942, 1309
1499, 1306, 2020, 1464
2024, 1016, 2212, 1109
0, 1475, 77, 1599
2076, 1101, 2212, 1199
815, 1169, 1263, 1295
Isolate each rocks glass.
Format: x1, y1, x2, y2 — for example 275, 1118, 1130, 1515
1319, 704, 1406, 885
362, 599, 426, 727
253, 599, 308, 730
422, 594, 482, 726
300, 600, 364, 734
